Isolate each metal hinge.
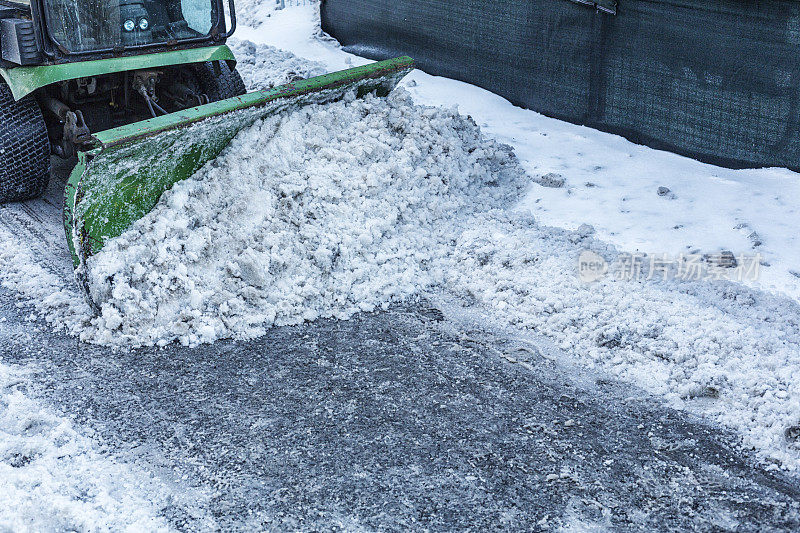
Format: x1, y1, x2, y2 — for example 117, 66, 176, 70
567, 0, 617, 15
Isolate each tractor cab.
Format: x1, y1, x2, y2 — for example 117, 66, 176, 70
45, 0, 224, 54
0, 0, 231, 62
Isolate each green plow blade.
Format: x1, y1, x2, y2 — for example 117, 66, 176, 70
64, 56, 413, 307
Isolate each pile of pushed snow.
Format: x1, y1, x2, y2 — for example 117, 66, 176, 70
84, 89, 527, 346
0, 364, 176, 531
228, 38, 327, 91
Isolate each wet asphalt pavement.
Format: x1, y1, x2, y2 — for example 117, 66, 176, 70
1, 290, 799, 531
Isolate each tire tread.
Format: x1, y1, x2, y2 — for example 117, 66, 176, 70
0, 82, 51, 203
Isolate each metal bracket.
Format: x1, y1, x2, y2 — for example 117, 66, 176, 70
58, 110, 92, 158
567, 0, 617, 15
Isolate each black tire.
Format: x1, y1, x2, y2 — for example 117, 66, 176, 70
193, 61, 247, 102
0, 82, 51, 203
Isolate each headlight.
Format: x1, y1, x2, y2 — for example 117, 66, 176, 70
138, 18, 149, 31
123, 19, 135, 32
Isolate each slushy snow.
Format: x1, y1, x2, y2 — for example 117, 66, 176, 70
84, 89, 527, 346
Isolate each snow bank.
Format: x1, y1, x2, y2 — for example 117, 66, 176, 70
0, 364, 174, 531
402, 71, 800, 301
84, 89, 527, 347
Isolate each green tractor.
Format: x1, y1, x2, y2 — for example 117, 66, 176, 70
0, 0, 246, 202
0, 0, 412, 306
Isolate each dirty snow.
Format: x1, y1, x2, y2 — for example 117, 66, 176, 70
0, 363, 176, 531
440, 213, 800, 471
0, 224, 92, 333
227, 2, 800, 470
84, 90, 527, 347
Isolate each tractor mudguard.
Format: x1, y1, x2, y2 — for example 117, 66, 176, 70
64, 56, 414, 310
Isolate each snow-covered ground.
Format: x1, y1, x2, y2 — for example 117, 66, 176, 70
406, 72, 800, 301
1, 0, 800, 483
0, 363, 178, 531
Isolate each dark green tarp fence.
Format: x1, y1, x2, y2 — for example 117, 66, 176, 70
321, 0, 800, 171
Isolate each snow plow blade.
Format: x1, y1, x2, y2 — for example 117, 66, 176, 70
64, 56, 413, 305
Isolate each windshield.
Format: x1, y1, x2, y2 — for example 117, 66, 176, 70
44, 0, 217, 52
